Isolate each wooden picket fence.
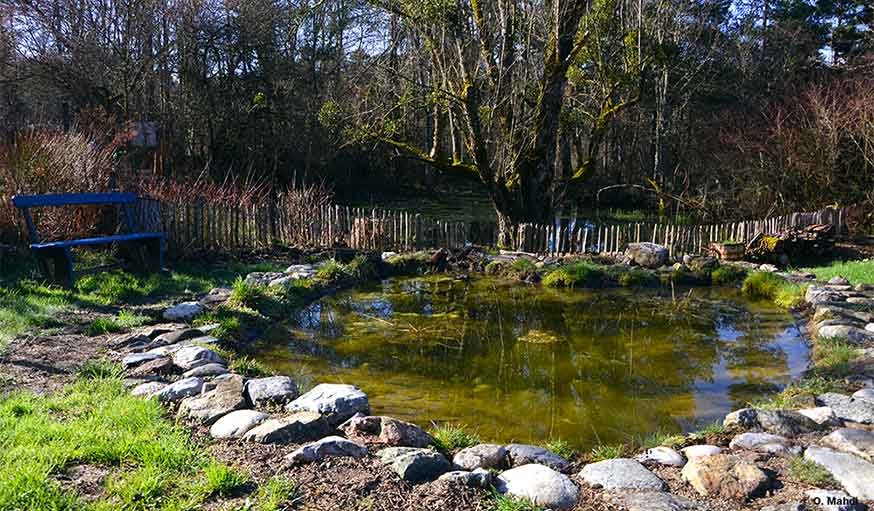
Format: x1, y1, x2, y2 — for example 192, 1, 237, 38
133, 195, 847, 259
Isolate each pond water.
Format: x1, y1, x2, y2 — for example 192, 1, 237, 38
253, 276, 808, 449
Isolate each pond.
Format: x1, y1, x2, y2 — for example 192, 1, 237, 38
252, 276, 808, 450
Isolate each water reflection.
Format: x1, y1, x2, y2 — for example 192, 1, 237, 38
254, 276, 807, 449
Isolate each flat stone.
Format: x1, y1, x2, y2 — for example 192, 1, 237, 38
681, 445, 722, 459
171, 345, 224, 371
505, 443, 570, 471
127, 356, 177, 377
804, 446, 874, 501
818, 325, 874, 343
242, 411, 330, 444
339, 414, 433, 448
805, 489, 863, 510
452, 444, 508, 471
178, 374, 246, 425
729, 432, 800, 456
681, 454, 770, 500
724, 408, 822, 436
245, 376, 299, 408
635, 446, 686, 467
182, 363, 228, 378
210, 410, 268, 439
497, 464, 580, 510
579, 458, 667, 491
122, 352, 164, 368
852, 388, 874, 402
816, 393, 874, 424
820, 428, 874, 462
136, 323, 185, 339
797, 407, 843, 427
607, 492, 706, 511
111, 333, 152, 350
154, 328, 204, 345
437, 469, 492, 488
286, 264, 316, 279
155, 377, 204, 402
286, 436, 368, 464
377, 447, 450, 483
286, 383, 369, 425
131, 381, 166, 397
163, 302, 204, 321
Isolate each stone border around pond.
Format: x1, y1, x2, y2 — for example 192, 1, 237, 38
114, 252, 874, 510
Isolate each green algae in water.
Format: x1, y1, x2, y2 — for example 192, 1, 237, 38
252, 276, 807, 450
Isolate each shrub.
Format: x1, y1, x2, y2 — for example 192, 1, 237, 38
430, 423, 480, 451
616, 268, 657, 287
484, 260, 508, 275
346, 255, 380, 281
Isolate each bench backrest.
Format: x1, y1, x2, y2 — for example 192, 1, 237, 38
11, 193, 140, 244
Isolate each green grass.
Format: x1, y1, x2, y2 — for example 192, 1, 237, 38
812, 336, 861, 378
589, 443, 624, 461
490, 492, 545, 511
76, 359, 126, 380
314, 260, 347, 282
201, 461, 249, 497
230, 277, 266, 308
430, 423, 480, 452
750, 376, 841, 410
542, 262, 604, 288
711, 265, 746, 285
742, 272, 808, 308
229, 356, 272, 378
543, 438, 575, 459
690, 420, 725, 439
249, 476, 299, 511
801, 259, 874, 285
634, 429, 685, 450
787, 456, 836, 486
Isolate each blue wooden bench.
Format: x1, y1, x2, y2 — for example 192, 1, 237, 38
11, 193, 164, 288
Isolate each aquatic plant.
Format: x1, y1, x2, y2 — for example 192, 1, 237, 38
742, 272, 807, 309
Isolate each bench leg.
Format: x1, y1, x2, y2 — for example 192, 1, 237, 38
36, 247, 76, 288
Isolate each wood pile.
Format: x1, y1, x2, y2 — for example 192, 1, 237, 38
745, 224, 835, 264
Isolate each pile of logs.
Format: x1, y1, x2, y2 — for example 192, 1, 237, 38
745, 224, 835, 264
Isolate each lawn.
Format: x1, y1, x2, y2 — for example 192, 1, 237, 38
801, 259, 874, 285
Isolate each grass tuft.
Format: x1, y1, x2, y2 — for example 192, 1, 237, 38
812, 336, 860, 378
490, 492, 545, 511
430, 423, 480, 452
751, 376, 841, 410
230, 277, 266, 308
229, 356, 273, 378
76, 359, 125, 380
543, 438, 575, 459
201, 462, 249, 497
589, 443, 624, 461
787, 456, 836, 486
251, 476, 299, 511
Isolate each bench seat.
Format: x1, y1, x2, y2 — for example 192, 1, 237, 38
31, 232, 164, 250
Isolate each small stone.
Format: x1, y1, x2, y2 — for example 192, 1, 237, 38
453, 444, 508, 471
210, 410, 268, 439
172, 346, 225, 371
286, 383, 369, 425
607, 492, 706, 511
635, 446, 686, 467
729, 432, 800, 456
804, 446, 874, 501
245, 376, 299, 408
131, 381, 166, 397
505, 443, 570, 471
163, 302, 204, 321
242, 411, 330, 444
805, 489, 862, 511
437, 469, 492, 488
497, 464, 580, 510
178, 374, 246, 425
339, 415, 433, 448
797, 407, 842, 427
819, 428, 874, 462
154, 328, 204, 345
122, 352, 164, 368
852, 388, 874, 402
866, 323, 874, 333
816, 393, 874, 424
286, 436, 368, 464
182, 363, 228, 378
378, 447, 451, 483
681, 454, 770, 500
760, 264, 779, 272
828, 277, 851, 286
200, 287, 231, 308
154, 377, 204, 402
380, 252, 398, 261
681, 445, 722, 459
127, 356, 177, 377
579, 458, 667, 491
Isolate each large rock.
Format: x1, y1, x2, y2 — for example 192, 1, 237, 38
163, 301, 205, 321
178, 374, 246, 425
210, 410, 268, 439
131, 381, 166, 397
818, 325, 874, 343
625, 242, 669, 269
286, 383, 369, 425
806, 287, 847, 305
816, 393, 874, 424
497, 464, 580, 510
680, 454, 770, 500
287, 436, 368, 464
242, 411, 330, 444
127, 356, 177, 377
245, 376, 299, 407
452, 444, 508, 471
579, 458, 666, 491
820, 428, 874, 463
285, 264, 316, 279
172, 345, 225, 371
339, 414, 433, 448
635, 446, 686, 467
122, 352, 164, 368
154, 328, 204, 345
853, 388, 874, 401
377, 447, 451, 483
505, 443, 570, 471
155, 377, 204, 402
729, 432, 800, 456
681, 445, 722, 459
182, 363, 228, 378
723, 408, 822, 436
607, 492, 706, 511
437, 469, 492, 489
797, 406, 842, 427
804, 446, 874, 501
